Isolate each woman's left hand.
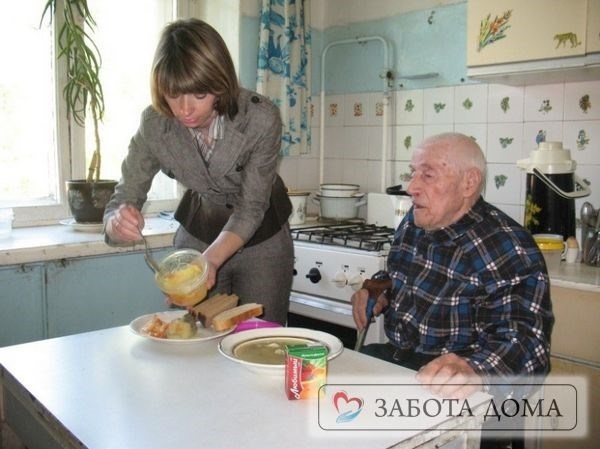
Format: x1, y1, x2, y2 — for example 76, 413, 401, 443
201, 230, 245, 291
204, 258, 217, 290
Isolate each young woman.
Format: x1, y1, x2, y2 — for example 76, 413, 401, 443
104, 18, 293, 324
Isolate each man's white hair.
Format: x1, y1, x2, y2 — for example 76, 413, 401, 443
418, 132, 487, 195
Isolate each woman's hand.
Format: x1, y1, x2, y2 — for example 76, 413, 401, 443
105, 204, 144, 243
202, 231, 245, 291
203, 258, 218, 291
351, 288, 388, 330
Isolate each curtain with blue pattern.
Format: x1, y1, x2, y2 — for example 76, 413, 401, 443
257, 0, 311, 156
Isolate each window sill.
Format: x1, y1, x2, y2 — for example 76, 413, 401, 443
0, 217, 178, 267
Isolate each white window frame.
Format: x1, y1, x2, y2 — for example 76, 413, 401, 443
11, 0, 240, 227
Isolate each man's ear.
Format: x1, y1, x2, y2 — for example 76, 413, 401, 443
463, 167, 482, 197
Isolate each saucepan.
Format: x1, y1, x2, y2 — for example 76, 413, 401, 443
312, 193, 367, 220
319, 183, 360, 197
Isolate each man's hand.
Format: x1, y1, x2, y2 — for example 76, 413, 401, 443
351, 288, 388, 330
416, 353, 482, 399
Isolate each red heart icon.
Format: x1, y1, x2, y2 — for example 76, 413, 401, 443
333, 390, 363, 414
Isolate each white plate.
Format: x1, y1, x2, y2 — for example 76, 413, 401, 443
218, 327, 343, 376
129, 310, 234, 344
59, 218, 104, 233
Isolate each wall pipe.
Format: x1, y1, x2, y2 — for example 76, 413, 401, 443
319, 36, 392, 193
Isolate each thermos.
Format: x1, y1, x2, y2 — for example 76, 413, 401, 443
517, 142, 591, 240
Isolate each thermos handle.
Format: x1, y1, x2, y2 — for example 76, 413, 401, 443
532, 168, 591, 199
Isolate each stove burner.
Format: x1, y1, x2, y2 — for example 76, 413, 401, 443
291, 223, 395, 251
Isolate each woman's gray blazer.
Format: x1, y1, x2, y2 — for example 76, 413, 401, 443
104, 88, 291, 245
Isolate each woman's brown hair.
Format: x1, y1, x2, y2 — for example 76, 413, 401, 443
151, 18, 240, 119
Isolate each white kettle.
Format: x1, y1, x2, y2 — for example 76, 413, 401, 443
386, 185, 412, 228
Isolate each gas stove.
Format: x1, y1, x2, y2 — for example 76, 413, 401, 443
290, 222, 395, 302
288, 221, 395, 347
290, 223, 394, 252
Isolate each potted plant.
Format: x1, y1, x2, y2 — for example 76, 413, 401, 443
40, 0, 117, 223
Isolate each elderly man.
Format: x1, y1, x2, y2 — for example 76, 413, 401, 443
352, 133, 554, 402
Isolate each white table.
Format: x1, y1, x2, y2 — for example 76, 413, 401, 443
0, 326, 489, 449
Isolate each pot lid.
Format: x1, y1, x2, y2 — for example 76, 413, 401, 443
320, 183, 360, 190
315, 192, 365, 199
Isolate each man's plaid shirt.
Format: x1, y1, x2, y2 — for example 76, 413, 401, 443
385, 197, 554, 379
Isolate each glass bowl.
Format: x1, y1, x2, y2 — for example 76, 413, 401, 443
155, 249, 208, 307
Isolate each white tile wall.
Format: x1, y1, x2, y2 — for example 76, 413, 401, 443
453, 123, 487, 150
343, 93, 370, 127
487, 84, 524, 123
423, 87, 454, 124
486, 123, 524, 163
281, 81, 600, 226
454, 84, 488, 124
394, 89, 424, 125
524, 83, 565, 122
564, 80, 600, 120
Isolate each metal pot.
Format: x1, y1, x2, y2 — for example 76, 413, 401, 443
319, 183, 360, 197
312, 193, 367, 220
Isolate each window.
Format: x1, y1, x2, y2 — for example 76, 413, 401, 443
0, 0, 178, 226
86, 0, 180, 204
0, 0, 240, 227
0, 0, 59, 212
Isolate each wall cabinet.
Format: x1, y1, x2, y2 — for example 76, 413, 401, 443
467, 0, 600, 84
468, 0, 588, 66
588, 0, 600, 53
0, 250, 169, 348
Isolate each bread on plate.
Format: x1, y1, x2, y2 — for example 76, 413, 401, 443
191, 293, 239, 327
211, 303, 264, 331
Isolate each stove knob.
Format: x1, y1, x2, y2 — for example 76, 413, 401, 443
332, 271, 347, 288
306, 268, 321, 284
348, 274, 364, 291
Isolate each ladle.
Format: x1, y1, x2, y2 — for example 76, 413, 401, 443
138, 226, 161, 274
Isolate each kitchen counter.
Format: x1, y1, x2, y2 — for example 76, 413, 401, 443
0, 326, 490, 449
1, 217, 599, 292
547, 263, 600, 293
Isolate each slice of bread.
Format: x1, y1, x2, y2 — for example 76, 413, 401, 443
191, 293, 239, 327
211, 303, 264, 331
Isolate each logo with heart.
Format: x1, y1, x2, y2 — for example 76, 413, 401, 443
333, 390, 364, 423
